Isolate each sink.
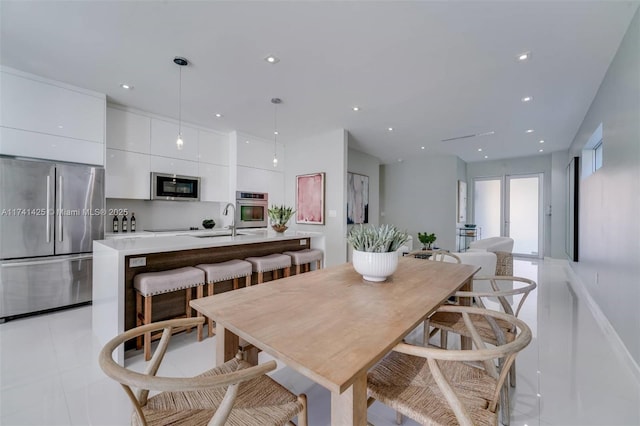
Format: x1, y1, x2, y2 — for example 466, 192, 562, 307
192, 232, 248, 238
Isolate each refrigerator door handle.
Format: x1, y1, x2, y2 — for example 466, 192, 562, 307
1, 254, 93, 268
46, 175, 51, 243
58, 175, 63, 242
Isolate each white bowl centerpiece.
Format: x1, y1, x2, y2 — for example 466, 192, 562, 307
347, 224, 409, 282
268, 205, 295, 233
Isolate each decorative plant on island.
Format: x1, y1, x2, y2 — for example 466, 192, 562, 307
347, 224, 409, 282
418, 232, 437, 250
268, 205, 295, 233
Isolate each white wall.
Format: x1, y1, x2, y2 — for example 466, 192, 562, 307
567, 9, 640, 365
380, 154, 460, 251
105, 199, 226, 232
285, 129, 348, 267
466, 155, 553, 256
347, 147, 380, 227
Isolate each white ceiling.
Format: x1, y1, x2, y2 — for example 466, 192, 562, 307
1, 1, 637, 164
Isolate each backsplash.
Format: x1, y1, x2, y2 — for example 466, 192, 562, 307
105, 199, 232, 232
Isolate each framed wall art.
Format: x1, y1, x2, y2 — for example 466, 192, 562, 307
296, 172, 325, 225
347, 172, 369, 224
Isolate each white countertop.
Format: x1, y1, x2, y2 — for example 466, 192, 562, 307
95, 229, 324, 256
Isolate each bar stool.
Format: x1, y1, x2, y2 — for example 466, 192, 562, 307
245, 253, 291, 284
134, 266, 205, 361
283, 248, 323, 275
195, 259, 253, 337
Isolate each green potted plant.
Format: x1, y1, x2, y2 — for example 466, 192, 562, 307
268, 205, 295, 233
418, 232, 437, 250
347, 224, 409, 282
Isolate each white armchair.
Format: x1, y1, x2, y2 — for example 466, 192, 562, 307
468, 236, 514, 253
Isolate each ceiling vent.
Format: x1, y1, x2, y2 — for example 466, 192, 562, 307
441, 131, 495, 142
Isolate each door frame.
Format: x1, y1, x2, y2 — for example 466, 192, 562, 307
472, 173, 544, 258
505, 173, 544, 258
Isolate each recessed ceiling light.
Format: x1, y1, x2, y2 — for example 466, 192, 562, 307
397, 158, 403, 162
274, 131, 279, 135
539, 140, 545, 144
421, 146, 425, 150
352, 106, 360, 111
484, 155, 489, 159
521, 96, 533, 102
245, 140, 250, 144
517, 51, 531, 61
57, 125, 64, 129
526, 129, 534, 133
120, 83, 133, 90
264, 55, 280, 64
214, 113, 222, 118
388, 127, 394, 132
539, 149, 544, 152
477, 148, 483, 152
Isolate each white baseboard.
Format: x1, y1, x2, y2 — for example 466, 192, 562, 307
563, 260, 640, 384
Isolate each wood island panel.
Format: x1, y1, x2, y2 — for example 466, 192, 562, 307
123, 238, 310, 333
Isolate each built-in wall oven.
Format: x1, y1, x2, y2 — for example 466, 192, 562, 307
235, 191, 268, 228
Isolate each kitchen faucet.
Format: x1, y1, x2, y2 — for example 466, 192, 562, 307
223, 203, 236, 237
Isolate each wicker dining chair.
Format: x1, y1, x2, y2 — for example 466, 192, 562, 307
99, 317, 307, 426
425, 275, 537, 425
405, 249, 461, 263
367, 305, 532, 426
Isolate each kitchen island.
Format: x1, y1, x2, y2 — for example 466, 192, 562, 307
93, 229, 325, 363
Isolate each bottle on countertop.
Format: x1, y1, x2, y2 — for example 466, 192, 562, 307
130, 212, 136, 232
122, 214, 128, 232
112, 215, 119, 233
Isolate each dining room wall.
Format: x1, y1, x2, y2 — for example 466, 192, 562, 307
284, 128, 348, 267
566, 8, 640, 367
347, 147, 380, 227
380, 154, 460, 251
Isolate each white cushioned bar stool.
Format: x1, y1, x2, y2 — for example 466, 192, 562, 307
283, 248, 323, 275
195, 259, 253, 337
245, 253, 291, 284
134, 266, 205, 361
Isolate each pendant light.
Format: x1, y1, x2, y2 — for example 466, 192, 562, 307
174, 56, 188, 150
271, 97, 281, 167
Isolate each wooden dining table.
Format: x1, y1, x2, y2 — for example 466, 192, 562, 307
190, 256, 478, 426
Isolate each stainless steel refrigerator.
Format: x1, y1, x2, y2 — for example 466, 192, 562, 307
0, 157, 104, 320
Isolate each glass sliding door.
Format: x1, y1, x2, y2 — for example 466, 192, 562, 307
506, 174, 542, 257
473, 178, 502, 240
473, 174, 543, 258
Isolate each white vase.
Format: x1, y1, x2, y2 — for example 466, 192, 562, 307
352, 250, 399, 282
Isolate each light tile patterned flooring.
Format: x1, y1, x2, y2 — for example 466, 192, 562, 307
1, 258, 639, 425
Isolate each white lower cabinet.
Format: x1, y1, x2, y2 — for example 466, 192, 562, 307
199, 163, 230, 202
150, 155, 199, 177
106, 149, 150, 199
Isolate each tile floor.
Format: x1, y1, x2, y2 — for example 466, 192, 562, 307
1, 258, 639, 425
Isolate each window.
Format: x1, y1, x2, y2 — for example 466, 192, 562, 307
582, 122, 603, 178
594, 140, 603, 171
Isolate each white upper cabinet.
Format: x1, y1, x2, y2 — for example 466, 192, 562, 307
150, 118, 198, 161
236, 166, 284, 205
199, 163, 230, 202
106, 108, 150, 153
0, 69, 105, 143
198, 130, 229, 166
150, 155, 199, 177
237, 136, 285, 170
106, 149, 150, 199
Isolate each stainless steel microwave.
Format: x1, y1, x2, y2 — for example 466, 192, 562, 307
151, 172, 200, 201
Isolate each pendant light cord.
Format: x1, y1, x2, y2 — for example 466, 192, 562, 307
178, 66, 182, 135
